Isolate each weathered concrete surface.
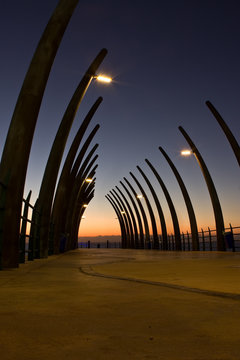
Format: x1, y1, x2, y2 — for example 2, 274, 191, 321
0, 249, 240, 360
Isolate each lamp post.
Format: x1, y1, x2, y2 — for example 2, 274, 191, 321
159, 147, 199, 250
37, 49, 109, 259
50, 98, 102, 253
179, 126, 225, 251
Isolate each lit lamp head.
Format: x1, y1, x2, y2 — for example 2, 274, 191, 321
85, 178, 93, 183
95, 74, 112, 83
137, 194, 143, 199
181, 149, 192, 156
83, 204, 88, 208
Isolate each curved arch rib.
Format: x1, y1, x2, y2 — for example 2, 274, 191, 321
115, 185, 139, 249
130, 171, 159, 249
145, 159, 182, 250
136, 165, 168, 250
119, 181, 144, 249
0, 0, 80, 268
179, 126, 225, 251
206, 101, 240, 167
37, 49, 107, 258
110, 190, 131, 248
159, 147, 199, 250
106, 195, 126, 248
124, 177, 149, 248
111, 188, 134, 248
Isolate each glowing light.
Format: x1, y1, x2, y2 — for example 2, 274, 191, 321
181, 149, 192, 156
83, 204, 88, 208
95, 75, 112, 83
137, 194, 143, 199
85, 178, 93, 183
82, 216, 86, 219
121, 211, 126, 214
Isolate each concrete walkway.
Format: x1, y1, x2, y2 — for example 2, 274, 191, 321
0, 249, 240, 359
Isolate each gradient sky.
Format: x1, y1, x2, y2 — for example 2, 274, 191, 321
0, 0, 239, 238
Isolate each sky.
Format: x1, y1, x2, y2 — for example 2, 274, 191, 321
0, 0, 239, 238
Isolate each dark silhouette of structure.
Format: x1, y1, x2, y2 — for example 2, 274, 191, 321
115, 185, 139, 248
159, 147, 199, 250
106, 194, 127, 247
179, 126, 225, 251
0, 0, 80, 268
111, 189, 134, 248
119, 180, 144, 249
136, 165, 168, 250
51, 98, 102, 253
130, 171, 159, 249
206, 101, 240, 167
145, 159, 182, 250
124, 177, 149, 248
37, 49, 107, 258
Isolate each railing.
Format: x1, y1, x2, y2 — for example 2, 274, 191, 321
78, 241, 121, 249
19, 192, 41, 263
149, 225, 240, 252
78, 226, 240, 252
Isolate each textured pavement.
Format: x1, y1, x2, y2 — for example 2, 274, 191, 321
0, 249, 240, 359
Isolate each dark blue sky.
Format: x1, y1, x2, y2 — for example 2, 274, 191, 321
0, 0, 239, 236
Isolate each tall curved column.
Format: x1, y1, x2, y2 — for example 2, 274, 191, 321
111, 189, 134, 248
110, 191, 131, 248
51, 98, 102, 248
0, 0, 79, 268
37, 49, 107, 258
52, 143, 99, 253
159, 147, 199, 250
179, 126, 225, 251
115, 185, 139, 249
54, 124, 100, 230
206, 101, 240, 167
124, 177, 149, 248
145, 159, 182, 250
71, 182, 95, 250
105, 195, 126, 248
136, 165, 168, 250
67, 171, 96, 250
119, 180, 144, 249
65, 164, 98, 243
130, 171, 159, 249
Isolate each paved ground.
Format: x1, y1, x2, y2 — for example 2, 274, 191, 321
0, 249, 240, 359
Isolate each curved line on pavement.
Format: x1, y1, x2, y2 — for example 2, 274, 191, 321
79, 265, 240, 301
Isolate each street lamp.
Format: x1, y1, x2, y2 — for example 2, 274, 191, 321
179, 125, 225, 251
137, 194, 143, 199
181, 149, 192, 156
85, 178, 93, 183
95, 74, 112, 83
83, 204, 88, 208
